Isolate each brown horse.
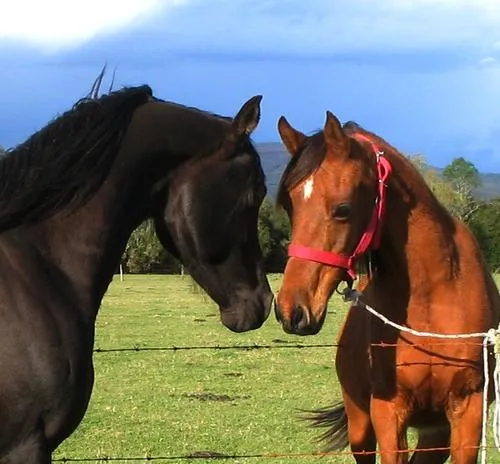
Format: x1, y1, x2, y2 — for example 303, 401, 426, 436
274, 111, 500, 463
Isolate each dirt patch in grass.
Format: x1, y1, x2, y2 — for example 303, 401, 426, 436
188, 451, 231, 458
181, 392, 251, 402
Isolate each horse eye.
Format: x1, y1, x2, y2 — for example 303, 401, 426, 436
333, 203, 351, 220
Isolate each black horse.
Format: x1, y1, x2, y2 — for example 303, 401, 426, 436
0, 85, 273, 463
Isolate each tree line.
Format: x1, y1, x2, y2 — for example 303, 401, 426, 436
121, 155, 500, 275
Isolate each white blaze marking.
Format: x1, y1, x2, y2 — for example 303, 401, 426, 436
303, 177, 314, 200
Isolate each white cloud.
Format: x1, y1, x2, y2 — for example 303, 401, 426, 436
160, 0, 500, 57
3, 0, 500, 60
479, 57, 498, 67
0, 0, 187, 51
307, 1, 500, 53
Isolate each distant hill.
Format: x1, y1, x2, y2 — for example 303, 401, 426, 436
256, 142, 500, 200
257, 143, 289, 199
475, 173, 500, 199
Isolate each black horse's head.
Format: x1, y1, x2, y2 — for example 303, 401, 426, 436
0, 83, 273, 333
151, 96, 273, 332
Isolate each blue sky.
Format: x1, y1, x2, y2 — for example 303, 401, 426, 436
2, 0, 500, 172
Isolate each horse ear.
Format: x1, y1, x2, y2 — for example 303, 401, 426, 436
277, 116, 306, 156
233, 95, 262, 136
324, 111, 349, 156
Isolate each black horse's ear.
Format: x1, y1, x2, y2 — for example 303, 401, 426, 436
233, 95, 262, 136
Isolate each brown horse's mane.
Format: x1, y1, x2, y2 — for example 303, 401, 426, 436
344, 121, 459, 276
342, 121, 456, 230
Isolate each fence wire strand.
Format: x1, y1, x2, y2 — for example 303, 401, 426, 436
93, 340, 487, 353
93, 343, 339, 353
53, 445, 498, 462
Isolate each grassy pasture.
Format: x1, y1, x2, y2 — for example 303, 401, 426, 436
53, 274, 500, 463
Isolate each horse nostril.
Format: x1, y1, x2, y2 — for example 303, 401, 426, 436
292, 305, 307, 331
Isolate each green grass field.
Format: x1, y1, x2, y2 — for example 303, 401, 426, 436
53, 274, 500, 463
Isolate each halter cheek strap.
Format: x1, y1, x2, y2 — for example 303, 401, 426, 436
287, 133, 393, 280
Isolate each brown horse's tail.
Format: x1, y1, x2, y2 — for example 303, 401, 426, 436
298, 402, 349, 451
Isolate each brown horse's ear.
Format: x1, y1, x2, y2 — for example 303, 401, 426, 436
277, 116, 306, 156
324, 111, 349, 156
233, 95, 262, 136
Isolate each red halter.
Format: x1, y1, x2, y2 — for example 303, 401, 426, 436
288, 133, 393, 280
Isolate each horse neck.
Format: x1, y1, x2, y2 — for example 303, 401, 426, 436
11, 101, 227, 321
374, 148, 458, 293
27, 175, 145, 319
23, 104, 185, 319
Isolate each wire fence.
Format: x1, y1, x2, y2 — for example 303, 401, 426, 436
94, 340, 488, 353
93, 339, 486, 353
53, 445, 500, 462
54, 286, 500, 463
53, 337, 499, 463
92, 343, 340, 353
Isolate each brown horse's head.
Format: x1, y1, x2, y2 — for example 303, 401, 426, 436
275, 112, 385, 335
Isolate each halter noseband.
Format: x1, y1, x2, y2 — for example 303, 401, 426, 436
287, 133, 393, 280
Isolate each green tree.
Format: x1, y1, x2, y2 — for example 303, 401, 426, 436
258, 197, 291, 272
123, 221, 162, 273
122, 220, 180, 274
442, 157, 481, 191
468, 198, 500, 272
407, 154, 458, 212
442, 157, 482, 222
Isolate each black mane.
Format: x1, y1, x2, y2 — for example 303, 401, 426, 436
0, 85, 152, 232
